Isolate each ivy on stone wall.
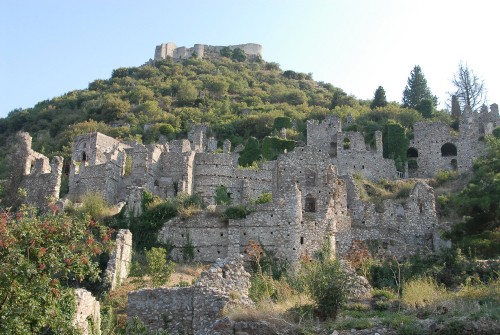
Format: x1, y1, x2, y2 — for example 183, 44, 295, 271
262, 136, 295, 160
382, 121, 408, 172
273, 116, 293, 130
238, 137, 261, 167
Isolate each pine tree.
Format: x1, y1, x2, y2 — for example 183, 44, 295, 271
402, 65, 438, 111
370, 86, 388, 109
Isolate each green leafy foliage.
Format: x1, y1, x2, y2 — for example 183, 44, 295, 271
145, 247, 175, 287
215, 185, 231, 205
273, 116, 293, 130
298, 258, 351, 319
223, 205, 249, 220
261, 136, 295, 160
370, 86, 388, 109
0, 206, 111, 334
450, 137, 500, 257
382, 121, 408, 172
238, 137, 261, 167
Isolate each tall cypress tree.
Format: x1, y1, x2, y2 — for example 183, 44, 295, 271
402, 65, 438, 110
370, 86, 388, 109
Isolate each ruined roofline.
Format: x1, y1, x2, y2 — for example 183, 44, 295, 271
154, 42, 262, 61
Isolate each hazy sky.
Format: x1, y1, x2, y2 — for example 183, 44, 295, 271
1, 0, 498, 118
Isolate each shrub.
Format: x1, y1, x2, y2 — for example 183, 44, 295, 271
254, 192, 272, 204
79, 192, 112, 220
433, 170, 459, 185
299, 259, 351, 319
126, 317, 170, 335
402, 277, 446, 309
223, 205, 249, 220
215, 185, 231, 205
174, 192, 203, 219
145, 247, 175, 287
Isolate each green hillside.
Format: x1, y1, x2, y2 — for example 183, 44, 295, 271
0, 55, 450, 179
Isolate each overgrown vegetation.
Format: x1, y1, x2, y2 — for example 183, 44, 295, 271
0, 205, 112, 334
352, 174, 416, 211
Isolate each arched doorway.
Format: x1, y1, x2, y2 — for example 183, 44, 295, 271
441, 143, 457, 157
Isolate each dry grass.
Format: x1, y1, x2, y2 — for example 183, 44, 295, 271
402, 277, 447, 310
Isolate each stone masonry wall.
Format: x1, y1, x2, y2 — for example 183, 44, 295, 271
340, 176, 439, 255
127, 257, 252, 335
193, 153, 273, 205
105, 229, 133, 290
154, 42, 262, 61
8, 132, 63, 208
74, 288, 101, 335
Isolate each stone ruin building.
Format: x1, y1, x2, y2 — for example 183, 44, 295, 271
6, 132, 63, 207
8, 104, 498, 263
154, 42, 262, 61
407, 103, 499, 177
127, 256, 253, 335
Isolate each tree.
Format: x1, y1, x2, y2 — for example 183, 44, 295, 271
145, 247, 175, 288
238, 137, 261, 167
451, 62, 486, 111
370, 86, 388, 109
231, 48, 247, 62
402, 65, 438, 111
452, 136, 500, 257
0, 206, 111, 334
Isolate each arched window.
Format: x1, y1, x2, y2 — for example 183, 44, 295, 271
441, 143, 457, 157
407, 147, 418, 158
305, 194, 316, 213
82, 151, 87, 162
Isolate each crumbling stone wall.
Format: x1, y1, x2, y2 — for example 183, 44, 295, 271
340, 176, 439, 255
74, 288, 101, 335
306, 116, 396, 180
154, 42, 262, 61
159, 145, 349, 264
193, 153, 274, 205
68, 132, 127, 203
408, 105, 499, 178
105, 229, 132, 290
7, 132, 62, 208
333, 130, 397, 180
127, 257, 252, 335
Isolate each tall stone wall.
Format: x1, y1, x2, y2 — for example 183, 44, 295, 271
193, 153, 273, 205
306, 116, 396, 180
127, 257, 252, 335
105, 229, 133, 290
334, 131, 397, 180
7, 132, 63, 208
74, 288, 101, 335
408, 106, 499, 178
408, 122, 459, 178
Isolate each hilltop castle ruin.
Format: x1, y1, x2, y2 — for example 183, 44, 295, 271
8, 102, 499, 263
154, 42, 262, 61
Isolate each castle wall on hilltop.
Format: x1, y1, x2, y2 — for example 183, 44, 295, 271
154, 42, 262, 61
